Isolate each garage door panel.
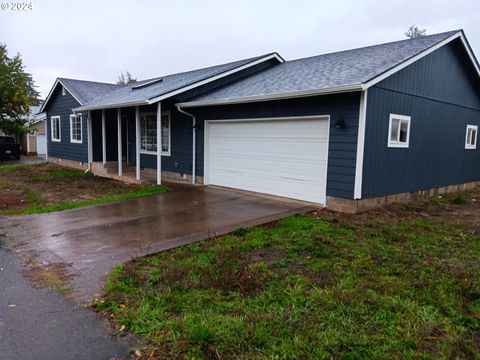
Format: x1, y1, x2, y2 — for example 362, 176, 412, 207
211, 170, 326, 204
207, 118, 329, 204
210, 138, 328, 157
210, 150, 327, 166
209, 156, 327, 180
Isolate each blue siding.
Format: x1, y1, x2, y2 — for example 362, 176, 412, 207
45, 85, 88, 162
190, 93, 361, 199
362, 39, 480, 198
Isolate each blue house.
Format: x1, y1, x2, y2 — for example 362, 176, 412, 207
40, 30, 480, 212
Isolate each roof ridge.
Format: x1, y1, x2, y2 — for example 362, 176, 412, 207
58, 77, 120, 86
286, 30, 461, 64
134, 52, 278, 83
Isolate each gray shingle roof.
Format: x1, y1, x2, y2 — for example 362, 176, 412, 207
186, 31, 461, 104
59, 78, 120, 105
75, 53, 279, 110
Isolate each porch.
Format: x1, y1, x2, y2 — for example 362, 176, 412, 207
85, 102, 198, 185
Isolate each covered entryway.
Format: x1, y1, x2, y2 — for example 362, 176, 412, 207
204, 116, 330, 204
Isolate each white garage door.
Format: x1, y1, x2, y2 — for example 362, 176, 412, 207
36, 133, 46, 155
205, 116, 330, 204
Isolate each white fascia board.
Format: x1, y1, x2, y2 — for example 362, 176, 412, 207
459, 33, 480, 79
40, 78, 84, 112
354, 90, 368, 199
176, 84, 364, 108
363, 32, 463, 89
147, 53, 284, 104
73, 100, 148, 112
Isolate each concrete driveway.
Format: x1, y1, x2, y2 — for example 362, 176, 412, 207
0, 184, 315, 302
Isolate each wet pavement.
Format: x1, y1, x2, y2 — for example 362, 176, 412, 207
0, 248, 137, 360
1, 184, 315, 302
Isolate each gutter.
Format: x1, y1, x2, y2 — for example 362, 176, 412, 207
73, 100, 148, 113
176, 83, 364, 108
176, 105, 197, 184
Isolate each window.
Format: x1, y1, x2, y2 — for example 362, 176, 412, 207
70, 114, 82, 143
388, 114, 411, 148
61, 86, 66, 96
465, 125, 478, 149
51, 116, 61, 142
140, 112, 170, 155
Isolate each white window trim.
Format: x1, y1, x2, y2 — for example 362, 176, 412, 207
139, 111, 171, 156
50, 116, 61, 142
387, 113, 411, 148
69, 114, 83, 144
465, 124, 478, 149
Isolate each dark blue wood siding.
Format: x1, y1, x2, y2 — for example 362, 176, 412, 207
45, 85, 88, 162
128, 103, 194, 175
189, 93, 361, 199
362, 39, 480, 198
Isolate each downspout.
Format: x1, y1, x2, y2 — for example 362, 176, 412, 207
85, 111, 92, 173
176, 105, 196, 184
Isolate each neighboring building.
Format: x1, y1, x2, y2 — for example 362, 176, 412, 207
39, 30, 480, 212
22, 104, 47, 156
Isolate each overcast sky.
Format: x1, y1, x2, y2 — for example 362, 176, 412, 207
1, 0, 479, 98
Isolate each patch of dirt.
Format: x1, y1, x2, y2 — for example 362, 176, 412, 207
0, 190, 28, 210
315, 188, 480, 232
0, 163, 143, 211
23, 261, 74, 293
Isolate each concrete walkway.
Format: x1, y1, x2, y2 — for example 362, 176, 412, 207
1, 184, 315, 302
0, 248, 137, 360
0, 155, 46, 166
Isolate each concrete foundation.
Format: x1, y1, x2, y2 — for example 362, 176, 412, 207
49, 157, 204, 185
326, 181, 480, 213
47, 156, 88, 171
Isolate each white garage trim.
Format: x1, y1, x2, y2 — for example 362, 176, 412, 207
204, 115, 330, 204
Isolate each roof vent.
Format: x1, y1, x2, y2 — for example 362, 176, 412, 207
132, 78, 163, 90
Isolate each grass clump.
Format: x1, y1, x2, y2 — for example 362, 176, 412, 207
34, 169, 93, 181
451, 194, 470, 205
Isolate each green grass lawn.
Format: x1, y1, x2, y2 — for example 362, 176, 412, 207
96, 190, 480, 359
0, 163, 169, 215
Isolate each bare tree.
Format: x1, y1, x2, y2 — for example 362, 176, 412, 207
405, 25, 427, 39
116, 71, 136, 85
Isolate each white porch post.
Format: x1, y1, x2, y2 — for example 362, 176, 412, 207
44, 119, 48, 161
156, 102, 162, 185
117, 108, 122, 176
87, 111, 93, 165
135, 106, 141, 180
101, 109, 106, 166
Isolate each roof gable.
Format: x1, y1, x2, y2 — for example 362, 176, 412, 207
376, 38, 480, 109
40, 78, 120, 112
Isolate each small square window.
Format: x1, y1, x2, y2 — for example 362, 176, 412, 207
465, 125, 478, 149
388, 114, 411, 148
